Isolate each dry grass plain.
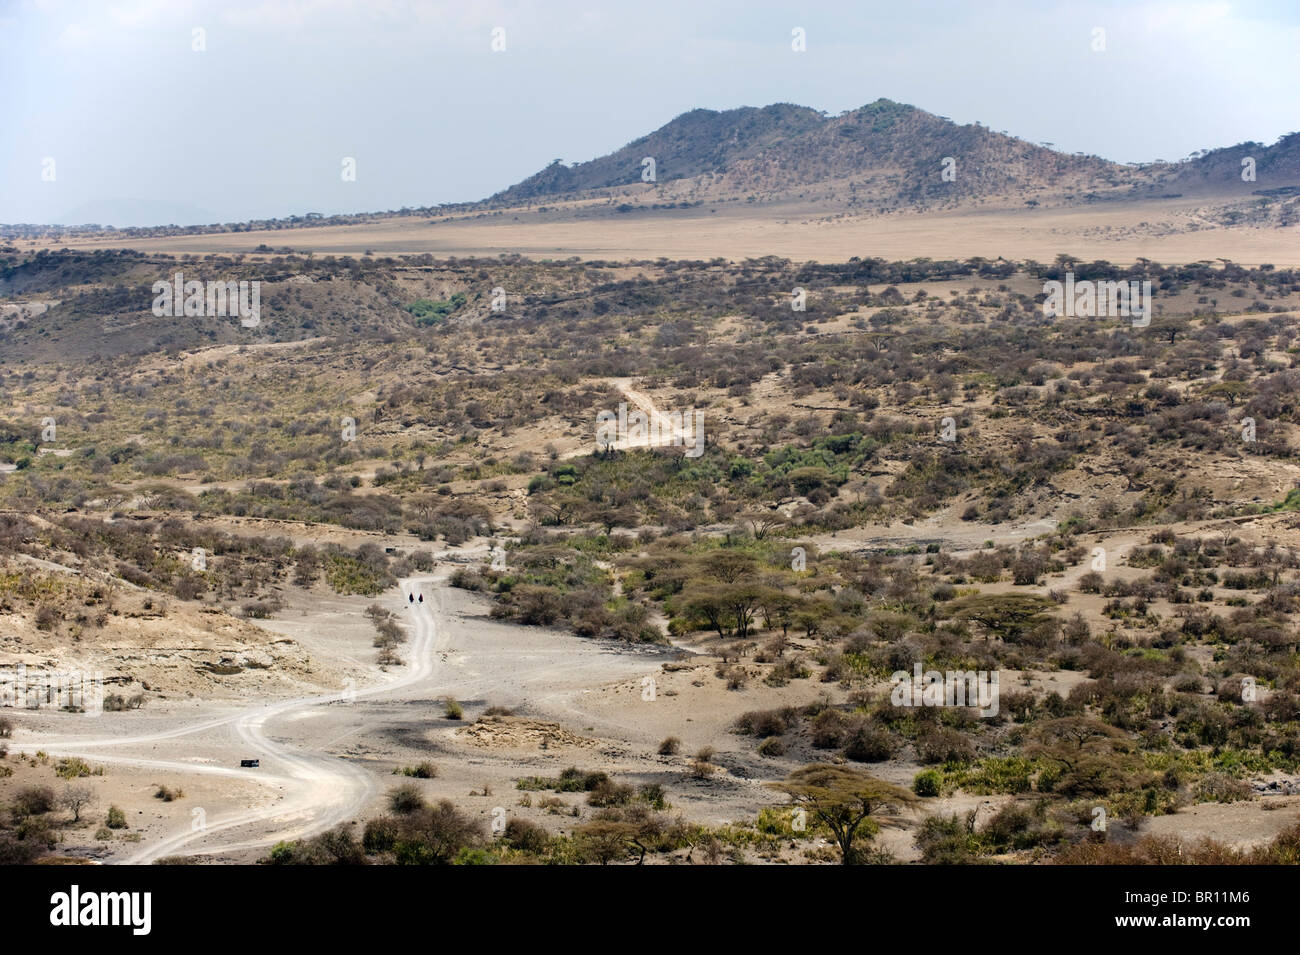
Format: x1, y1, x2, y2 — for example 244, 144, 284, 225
30, 195, 1300, 267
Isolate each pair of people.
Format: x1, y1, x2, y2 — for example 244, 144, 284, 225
408, 592, 423, 603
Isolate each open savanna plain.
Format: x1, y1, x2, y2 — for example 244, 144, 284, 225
3, 244, 1300, 865
23, 193, 1300, 268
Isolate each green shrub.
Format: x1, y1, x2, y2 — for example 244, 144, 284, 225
405, 293, 467, 325
55, 757, 93, 779
637, 783, 668, 810
265, 825, 366, 865
734, 707, 798, 737
503, 818, 550, 853
587, 778, 634, 807
388, 783, 426, 815
964, 757, 1036, 795
453, 847, 496, 865
916, 812, 984, 864
397, 762, 438, 779
517, 767, 609, 793
0, 833, 40, 864
324, 553, 390, 595
917, 727, 975, 765
913, 769, 943, 797
843, 724, 895, 762
14, 785, 56, 816
363, 816, 400, 853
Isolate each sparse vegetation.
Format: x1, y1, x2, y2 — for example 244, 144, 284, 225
5, 239, 1300, 868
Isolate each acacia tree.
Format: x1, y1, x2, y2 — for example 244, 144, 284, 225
1028, 717, 1132, 797
577, 819, 639, 865
59, 785, 96, 823
739, 511, 786, 541
577, 809, 663, 865
768, 765, 917, 865
724, 582, 773, 639
759, 589, 798, 636
681, 580, 777, 639
701, 551, 759, 583
597, 503, 640, 535
950, 593, 1055, 643
681, 582, 729, 638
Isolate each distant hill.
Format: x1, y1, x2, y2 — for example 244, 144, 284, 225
490, 98, 1300, 212
491, 103, 827, 203
6, 98, 1298, 239
1162, 133, 1300, 193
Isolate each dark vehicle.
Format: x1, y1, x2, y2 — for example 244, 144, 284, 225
240, 759, 260, 768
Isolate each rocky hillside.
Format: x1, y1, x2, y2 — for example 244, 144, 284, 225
491, 98, 1300, 211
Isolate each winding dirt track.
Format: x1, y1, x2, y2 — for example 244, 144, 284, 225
14, 576, 444, 864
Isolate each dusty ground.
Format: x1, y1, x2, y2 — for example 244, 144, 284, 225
35, 197, 1300, 266
7, 507, 1300, 864
6, 359, 1300, 863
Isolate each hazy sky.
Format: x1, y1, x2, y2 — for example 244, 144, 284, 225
3, 0, 1299, 226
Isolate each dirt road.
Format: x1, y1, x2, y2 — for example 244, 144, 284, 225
14, 576, 444, 863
